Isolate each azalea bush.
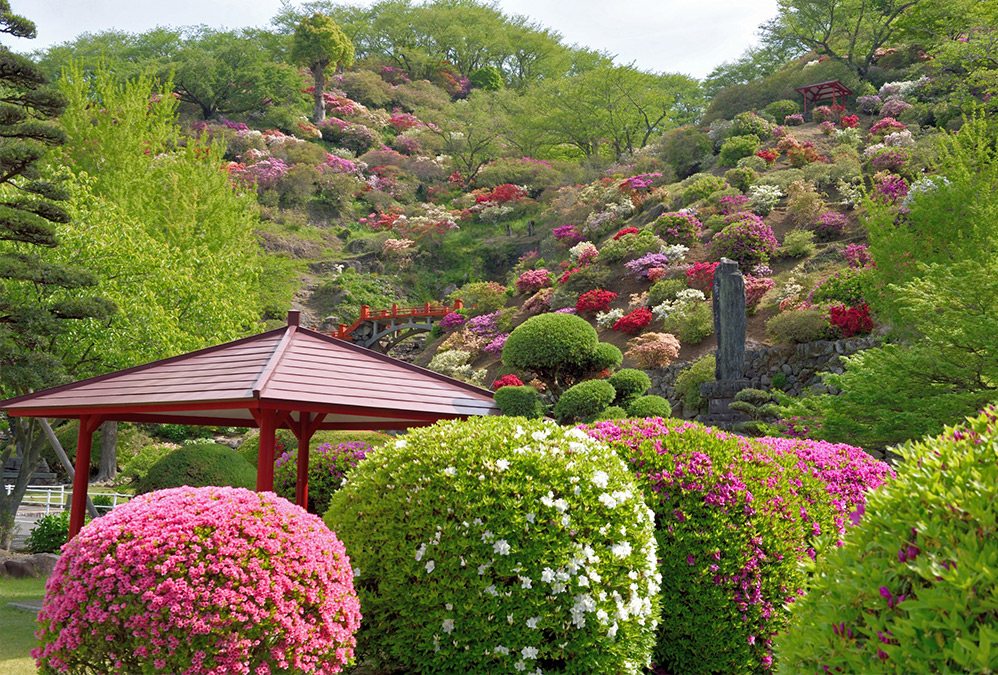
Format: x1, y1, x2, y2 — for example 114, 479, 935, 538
34, 487, 361, 675
829, 303, 873, 337
810, 212, 847, 241
706, 215, 778, 267
685, 261, 718, 294
810, 268, 866, 306
515, 268, 552, 294
745, 275, 776, 313
599, 229, 665, 263
324, 418, 661, 674
492, 374, 524, 390
612, 307, 653, 335
776, 410, 994, 675
625, 332, 681, 369
651, 211, 702, 246
576, 288, 618, 314
275, 441, 373, 515
581, 419, 892, 675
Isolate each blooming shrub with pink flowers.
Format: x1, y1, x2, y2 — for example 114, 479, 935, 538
686, 261, 719, 294
515, 268, 552, 294
707, 215, 779, 266
34, 486, 361, 675
275, 442, 373, 515
745, 275, 776, 312
810, 212, 848, 241
652, 211, 702, 246
581, 418, 891, 675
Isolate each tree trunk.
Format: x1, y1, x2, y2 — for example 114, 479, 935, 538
312, 64, 326, 124
0, 418, 44, 550
40, 419, 98, 520
96, 421, 117, 483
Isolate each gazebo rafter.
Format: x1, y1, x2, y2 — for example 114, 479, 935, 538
1, 311, 498, 539
795, 80, 854, 114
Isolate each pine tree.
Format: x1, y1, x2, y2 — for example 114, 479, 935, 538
0, 1, 113, 549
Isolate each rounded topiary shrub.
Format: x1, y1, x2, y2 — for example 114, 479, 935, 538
239, 428, 296, 467
553, 379, 617, 424
138, 442, 256, 494
34, 486, 361, 675
324, 417, 661, 675
275, 441, 374, 515
502, 312, 598, 384
706, 215, 779, 267
607, 369, 652, 407
625, 395, 671, 419
494, 384, 546, 419
775, 410, 996, 674
581, 418, 892, 675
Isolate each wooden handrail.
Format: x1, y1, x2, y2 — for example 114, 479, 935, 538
331, 299, 468, 340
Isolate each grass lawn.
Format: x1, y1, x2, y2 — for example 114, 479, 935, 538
0, 576, 46, 675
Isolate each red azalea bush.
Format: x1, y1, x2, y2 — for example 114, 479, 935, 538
558, 266, 582, 284
744, 275, 776, 312
612, 307, 653, 334
869, 117, 906, 139
492, 374, 524, 390
613, 226, 640, 240
756, 149, 779, 165
686, 261, 719, 294
576, 288, 618, 314
829, 303, 873, 337
840, 115, 859, 128
34, 486, 361, 675
580, 418, 893, 675
474, 182, 527, 205
515, 268, 552, 294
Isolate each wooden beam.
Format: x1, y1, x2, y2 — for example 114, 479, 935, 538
68, 415, 104, 540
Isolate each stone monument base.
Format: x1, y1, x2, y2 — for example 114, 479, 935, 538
699, 379, 752, 429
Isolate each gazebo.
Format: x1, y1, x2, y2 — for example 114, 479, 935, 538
795, 80, 854, 114
1, 311, 498, 539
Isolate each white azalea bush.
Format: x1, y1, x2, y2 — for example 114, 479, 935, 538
324, 417, 661, 675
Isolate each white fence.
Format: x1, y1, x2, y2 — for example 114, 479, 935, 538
4, 484, 132, 515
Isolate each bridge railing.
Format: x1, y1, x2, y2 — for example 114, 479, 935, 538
333, 299, 466, 340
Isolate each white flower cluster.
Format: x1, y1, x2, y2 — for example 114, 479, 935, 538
880, 76, 929, 100
596, 308, 625, 329
837, 180, 864, 209
901, 176, 951, 210
659, 244, 689, 263
748, 184, 783, 214
651, 288, 705, 323
427, 349, 487, 386
833, 127, 862, 147
480, 204, 515, 224
568, 240, 599, 263
883, 129, 915, 147
777, 275, 804, 304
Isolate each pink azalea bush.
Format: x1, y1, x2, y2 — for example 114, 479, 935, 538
580, 418, 892, 675
275, 442, 372, 515
34, 486, 361, 675
514, 268, 552, 294
706, 214, 779, 266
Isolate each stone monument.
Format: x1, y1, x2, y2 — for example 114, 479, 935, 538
699, 258, 751, 428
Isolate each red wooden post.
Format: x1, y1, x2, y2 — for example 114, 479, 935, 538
295, 415, 315, 509
256, 410, 278, 492
68, 416, 102, 540
424, 302, 431, 313
454, 299, 464, 311
360, 305, 370, 320
337, 323, 347, 338
391, 304, 399, 316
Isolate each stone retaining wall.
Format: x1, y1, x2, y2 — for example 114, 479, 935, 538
647, 335, 881, 414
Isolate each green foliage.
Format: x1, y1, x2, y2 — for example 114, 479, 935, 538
594, 405, 628, 421
674, 354, 715, 416
494, 385, 546, 419
810, 268, 866, 306
469, 65, 504, 91
780, 229, 817, 258
719, 135, 761, 167
476, 157, 561, 192
723, 167, 757, 192
599, 229, 664, 263
669, 301, 714, 345
730, 112, 773, 139
558, 264, 613, 294
764, 99, 799, 120
607, 369, 652, 407
660, 126, 712, 179
314, 267, 410, 324
138, 443, 256, 495
449, 280, 509, 317
786, 180, 825, 227
820, 259, 998, 449
626, 395, 672, 419
777, 409, 998, 674
592, 342, 624, 372
682, 174, 729, 204
291, 13, 355, 123
116, 443, 177, 489
26, 511, 77, 554
647, 278, 687, 307
766, 309, 835, 344
324, 417, 660, 674
502, 313, 598, 392
239, 429, 297, 468
553, 379, 617, 424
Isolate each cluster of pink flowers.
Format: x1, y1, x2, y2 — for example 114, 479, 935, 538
840, 243, 872, 268
873, 174, 909, 205
437, 311, 466, 332
619, 172, 662, 194
34, 487, 361, 675
229, 157, 290, 190
515, 268, 552, 294
552, 224, 584, 245
744, 275, 775, 312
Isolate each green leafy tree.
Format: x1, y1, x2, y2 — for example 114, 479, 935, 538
291, 13, 355, 123
0, 2, 114, 549
763, 0, 927, 77
420, 90, 508, 180
819, 117, 998, 448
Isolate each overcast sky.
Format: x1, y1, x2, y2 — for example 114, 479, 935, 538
7, 0, 779, 79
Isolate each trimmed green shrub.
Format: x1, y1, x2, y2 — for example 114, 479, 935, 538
809, 267, 866, 306
553, 379, 617, 424
592, 341, 624, 372
736, 155, 768, 172
558, 264, 613, 294
766, 309, 836, 344
626, 395, 672, 419
239, 429, 296, 467
599, 229, 664, 263
780, 229, 817, 258
723, 167, 757, 193
608, 369, 652, 407
494, 385, 546, 419
765, 99, 799, 120
675, 354, 715, 415
324, 417, 661, 674
731, 111, 774, 139
138, 443, 256, 495
682, 174, 729, 204
648, 278, 687, 307
667, 301, 714, 345
594, 405, 628, 421
274, 441, 374, 515
719, 134, 761, 167
776, 409, 998, 674
116, 443, 176, 489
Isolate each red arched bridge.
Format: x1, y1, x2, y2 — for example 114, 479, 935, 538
326, 300, 465, 350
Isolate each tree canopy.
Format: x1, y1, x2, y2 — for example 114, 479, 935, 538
291, 13, 355, 122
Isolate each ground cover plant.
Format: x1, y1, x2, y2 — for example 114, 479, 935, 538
34, 486, 361, 675
324, 417, 661, 674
